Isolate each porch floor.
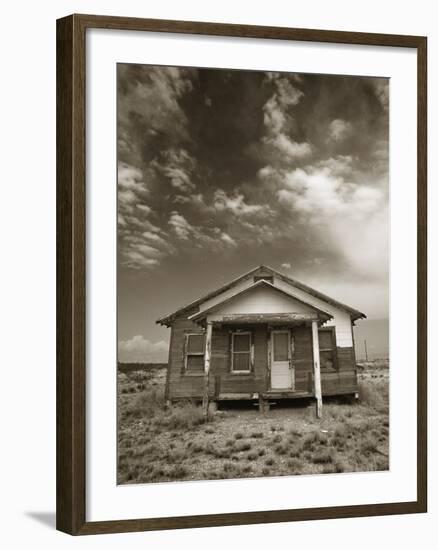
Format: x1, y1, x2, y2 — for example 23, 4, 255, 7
262, 390, 313, 399
217, 390, 313, 401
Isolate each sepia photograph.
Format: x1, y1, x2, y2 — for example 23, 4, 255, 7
117, 64, 390, 485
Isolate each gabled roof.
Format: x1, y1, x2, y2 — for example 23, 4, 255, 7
156, 264, 366, 326
188, 279, 333, 323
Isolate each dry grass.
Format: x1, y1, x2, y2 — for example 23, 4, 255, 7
118, 365, 389, 484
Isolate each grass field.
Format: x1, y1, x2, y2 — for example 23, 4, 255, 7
117, 364, 389, 484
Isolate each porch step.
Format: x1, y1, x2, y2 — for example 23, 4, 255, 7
262, 390, 312, 399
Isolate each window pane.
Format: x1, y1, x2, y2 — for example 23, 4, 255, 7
187, 355, 204, 372
233, 352, 250, 371
273, 332, 289, 361
187, 334, 205, 353
320, 350, 335, 370
318, 330, 333, 350
233, 333, 250, 352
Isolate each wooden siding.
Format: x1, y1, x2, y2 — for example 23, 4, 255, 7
212, 285, 316, 315
273, 277, 354, 347
167, 313, 206, 400
167, 317, 358, 400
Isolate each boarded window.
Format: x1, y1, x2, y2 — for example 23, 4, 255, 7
232, 332, 252, 372
318, 329, 336, 370
273, 332, 289, 361
185, 333, 205, 373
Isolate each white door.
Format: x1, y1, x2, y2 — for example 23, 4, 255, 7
271, 330, 293, 390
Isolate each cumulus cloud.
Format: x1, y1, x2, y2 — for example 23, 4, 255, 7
278, 163, 383, 219
220, 232, 237, 247
260, 73, 311, 162
117, 65, 195, 167
316, 155, 355, 177
276, 159, 388, 279
328, 119, 352, 142
118, 162, 147, 191
118, 335, 169, 363
168, 212, 193, 240
213, 189, 273, 217
168, 211, 239, 250
118, 192, 173, 269
373, 79, 389, 112
136, 204, 152, 214
152, 149, 197, 193
262, 133, 312, 160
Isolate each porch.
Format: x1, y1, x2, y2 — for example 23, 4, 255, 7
192, 314, 327, 418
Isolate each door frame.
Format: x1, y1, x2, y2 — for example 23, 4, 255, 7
269, 329, 294, 390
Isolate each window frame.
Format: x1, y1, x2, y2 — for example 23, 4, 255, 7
318, 326, 338, 371
230, 330, 253, 374
184, 332, 206, 374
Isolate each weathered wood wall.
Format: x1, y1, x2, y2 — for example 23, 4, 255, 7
167, 318, 358, 401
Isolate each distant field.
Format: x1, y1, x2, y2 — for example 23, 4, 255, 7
117, 363, 389, 484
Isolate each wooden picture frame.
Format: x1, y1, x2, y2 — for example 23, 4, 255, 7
56, 13, 427, 535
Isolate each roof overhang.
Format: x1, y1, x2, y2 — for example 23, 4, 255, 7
156, 264, 365, 326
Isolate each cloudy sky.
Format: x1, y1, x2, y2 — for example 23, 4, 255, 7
117, 64, 389, 363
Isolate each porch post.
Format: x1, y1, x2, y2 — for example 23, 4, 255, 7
202, 321, 213, 418
311, 320, 323, 418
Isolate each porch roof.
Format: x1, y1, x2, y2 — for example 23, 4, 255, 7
201, 313, 328, 325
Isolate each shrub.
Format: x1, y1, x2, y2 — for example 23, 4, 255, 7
289, 446, 302, 458
333, 460, 347, 473
250, 432, 264, 439
123, 389, 165, 420
265, 457, 275, 466
303, 432, 327, 450
312, 449, 333, 464
361, 437, 378, 454
168, 465, 189, 479
155, 403, 206, 431
235, 442, 251, 452
234, 432, 244, 440
287, 458, 302, 472
274, 444, 287, 455
358, 379, 386, 410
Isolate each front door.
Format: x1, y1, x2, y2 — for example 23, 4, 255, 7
271, 330, 294, 390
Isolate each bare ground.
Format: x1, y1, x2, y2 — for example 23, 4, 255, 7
117, 364, 389, 485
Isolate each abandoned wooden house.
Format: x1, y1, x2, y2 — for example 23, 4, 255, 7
157, 265, 365, 416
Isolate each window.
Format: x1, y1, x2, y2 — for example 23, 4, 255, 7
185, 333, 205, 373
318, 328, 337, 370
231, 332, 252, 372
273, 331, 289, 361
